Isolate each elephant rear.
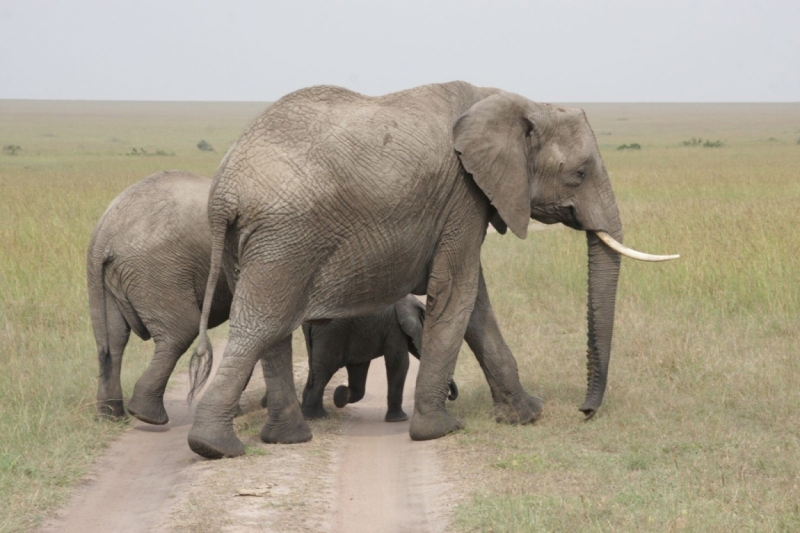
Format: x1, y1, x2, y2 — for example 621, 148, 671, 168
88, 170, 232, 421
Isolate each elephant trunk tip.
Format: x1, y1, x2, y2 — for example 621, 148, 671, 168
579, 405, 598, 421
447, 380, 459, 401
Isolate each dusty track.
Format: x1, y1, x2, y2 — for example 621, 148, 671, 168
38, 341, 455, 532
335, 356, 453, 533
36, 346, 222, 533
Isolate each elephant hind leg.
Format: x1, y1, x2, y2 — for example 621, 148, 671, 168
128, 330, 196, 425
96, 298, 130, 419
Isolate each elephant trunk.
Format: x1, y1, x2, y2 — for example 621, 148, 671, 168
579, 227, 622, 419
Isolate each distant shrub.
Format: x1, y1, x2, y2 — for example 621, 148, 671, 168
680, 137, 723, 148
126, 147, 175, 156
796, 137, 800, 145
617, 143, 641, 150
197, 140, 214, 152
766, 137, 779, 142
3, 145, 22, 155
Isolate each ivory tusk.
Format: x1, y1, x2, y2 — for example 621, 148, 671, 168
595, 231, 680, 262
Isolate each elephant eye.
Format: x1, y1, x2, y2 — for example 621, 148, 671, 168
577, 169, 586, 179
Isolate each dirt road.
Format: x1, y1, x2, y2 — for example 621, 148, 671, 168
38, 341, 455, 532
335, 356, 453, 533
36, 349, 219, 533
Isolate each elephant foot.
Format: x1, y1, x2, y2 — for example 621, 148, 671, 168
384, 408, 408, 423
409, 410, 463, 441
96, 399, 126, 420
127, 395, 169, 425
188, 421, 246, 459
301, 404, 329, 420
494, 392, 544, 425
260, 405, 313, 444
333, 385, 350, 408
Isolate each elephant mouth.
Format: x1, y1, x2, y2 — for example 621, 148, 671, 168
530, 205, 580, 227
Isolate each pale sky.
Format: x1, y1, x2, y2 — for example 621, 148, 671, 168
1, 0, 797, 102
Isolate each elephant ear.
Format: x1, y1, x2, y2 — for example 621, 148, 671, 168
453, 92, 536, 239
395, 296, 425, 356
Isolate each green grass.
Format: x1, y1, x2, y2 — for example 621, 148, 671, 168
0, 100, 265, 532
448, 103, 800, 532
1, 100, 798, 532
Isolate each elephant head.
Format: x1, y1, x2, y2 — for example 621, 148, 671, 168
395, 295, 458, 401
453, 92, 677, 418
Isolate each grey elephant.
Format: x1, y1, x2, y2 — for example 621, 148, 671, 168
88, 171, 451, 426
301, 295, 458, 422
188, 81, 677, 459
87, 170, 234, 424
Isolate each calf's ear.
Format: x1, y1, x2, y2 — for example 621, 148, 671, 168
395, 296, 425, 356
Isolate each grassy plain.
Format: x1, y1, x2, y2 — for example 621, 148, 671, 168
0, 100, 265, 532
0, 99, 798, 532
448, 102, 800, 531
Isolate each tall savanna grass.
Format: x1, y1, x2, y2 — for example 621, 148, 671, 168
0, 100, 264, 532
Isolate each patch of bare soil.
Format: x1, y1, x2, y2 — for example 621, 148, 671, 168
334, 356, 457, 533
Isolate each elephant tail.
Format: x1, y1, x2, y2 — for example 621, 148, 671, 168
187, 210, 228, 403
87, 236, 112, 384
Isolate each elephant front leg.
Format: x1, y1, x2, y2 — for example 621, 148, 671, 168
333, 362, 370, 408
259, 334, 313, 444
301, 362, 338, 420
409, 244, 480, 441
465, 269, 543, 424
383, 349, 410, 422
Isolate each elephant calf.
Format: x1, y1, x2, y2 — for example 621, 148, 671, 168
301, 295, 458, 422
87, 171, 234, 424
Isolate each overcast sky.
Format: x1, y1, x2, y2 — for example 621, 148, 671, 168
1, 1, 797, 102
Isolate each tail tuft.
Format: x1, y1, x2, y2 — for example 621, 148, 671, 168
187, 337, 213, 403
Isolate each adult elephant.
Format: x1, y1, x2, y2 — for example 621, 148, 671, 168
188, 82, 677, 459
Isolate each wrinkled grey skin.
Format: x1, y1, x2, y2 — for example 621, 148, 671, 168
189, 81, 623, 459
87, 171, 233, 424
301, 295, 458, 422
